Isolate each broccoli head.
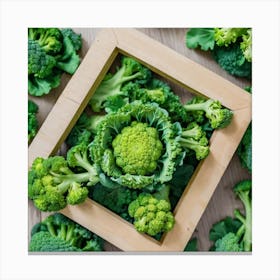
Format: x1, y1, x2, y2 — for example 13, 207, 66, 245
128, 191, 175, 236
29, 213, 103, 252
179, 122, 209, 160
112, 121, 163, 176
88, 56, 152, 112
28, 147, 99, 212
214, 232, 243, 252
184, 97, 233, 129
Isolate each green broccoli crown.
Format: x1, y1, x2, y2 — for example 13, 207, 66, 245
112, 121, 163, 176
179, 122, 209, 160
184, 97, 233, 129
61, 28, 82, 51
214, 232, 243, 252
28, 39, 56, 78
128, 193, 175, 236
29, 213, 103, 252
28, 28, 63, 54
28, 155, 97, 212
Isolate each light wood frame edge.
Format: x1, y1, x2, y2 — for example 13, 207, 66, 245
28, 28, 252, 252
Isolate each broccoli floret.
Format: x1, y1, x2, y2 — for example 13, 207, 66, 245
66, 112, 105, 147
179, 122, 209, 160
29, 213, 103, 252
28, 40, 57, 79
28, 28, 63, 54
128, 186, 175, 236
213, 43, 252, 78
88, 183, 138, 220
112, 121, 163, 176
28, 100, 39, 143
28, 147, 99, 212
88, 56, 152, 112
214, 232, 243, 252
184, 97, 233, 129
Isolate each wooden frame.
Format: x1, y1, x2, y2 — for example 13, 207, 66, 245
28, 28, 252, 252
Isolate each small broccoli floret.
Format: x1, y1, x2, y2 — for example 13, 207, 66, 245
29, 213, 103, 252
179, 122, 209, 160
128, 189, 175, 236
184, 97, 233, 129
28, 28, 63, 54
28, 151, 99, 211
61, 28, 82, 51
112, 121, 163, 176
215, 232, 243, 252
89, 56, 152, 112
28, 100, 39, 143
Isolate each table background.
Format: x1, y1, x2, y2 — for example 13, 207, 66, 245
28, 28, 251, 251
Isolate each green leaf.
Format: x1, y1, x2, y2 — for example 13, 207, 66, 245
184, 238, 198, 251
186, 28, 215, 51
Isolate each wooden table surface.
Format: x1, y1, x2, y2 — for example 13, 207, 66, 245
28, 28, 252, 251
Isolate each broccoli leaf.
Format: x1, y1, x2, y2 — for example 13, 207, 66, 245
186, 28, 215, 51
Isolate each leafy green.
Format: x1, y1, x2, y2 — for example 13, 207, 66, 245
186, 28, 215, 51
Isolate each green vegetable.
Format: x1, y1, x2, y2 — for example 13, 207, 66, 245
29, 213, 103, 252
185, 28, 252, 78
209, 180, 252, 252
128, 185, 175, 236
28, 28, 82, 96
184, 96, 233, 129
28, 100, 39, 143
238, 123, 252, 172
179, 122, 209, 160
88, 183, 138, 221
28, 144, 99, 211
186, 28, 215, 51
212, 44, 252, 78
112, 121, 163, 176
88, 56, 151, 112
66, 112, 105, 147
91, 101, 183, 189
184, 237, 198, 251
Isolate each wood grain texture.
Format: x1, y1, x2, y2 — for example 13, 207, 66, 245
28, 28, 252, 251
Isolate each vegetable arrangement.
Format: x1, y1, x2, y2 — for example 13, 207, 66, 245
28, 55, 234, 242
186, 28, 252, 79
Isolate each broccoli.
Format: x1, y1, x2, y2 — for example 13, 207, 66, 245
112, 121, 163, 176
128, 185, 175, 236
184, 97, 233, 129
66, 112, 105, 147
29, 213, 103, 252
91, 101, 183, 190
88, 183, 138, 221
88, 56, 152, 112
179, 122, 209, 160
28, 144, 99, 211
121, 79, 189, 123
238, 123, 252, 173
28, 28, 82, 96
212, 43, 252, 79
28, 100, 39, 143
209, 180, 252, 252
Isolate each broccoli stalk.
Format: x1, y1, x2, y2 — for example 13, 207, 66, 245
29, 213, 103, 252
233, 180, 252, 251
179, 122, 210, 160
28, 143, 100, 212
184, 97, 233, 129
88, 56, 151, 112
